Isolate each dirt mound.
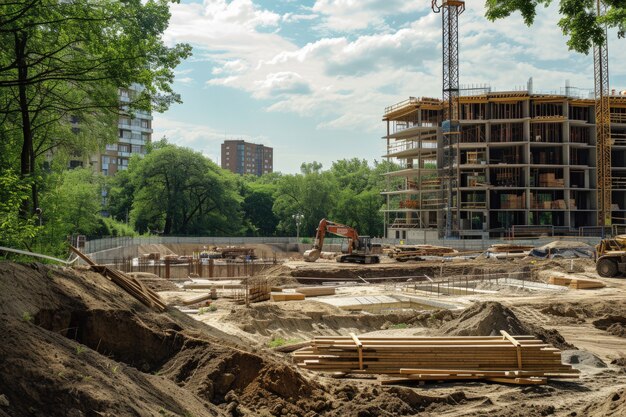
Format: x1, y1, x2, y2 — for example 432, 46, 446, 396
439, 302, 575, 350
440, 302, 528, 336
260, 264, 298, 286
138, 244, 176, 256
2, 262, 473, 417
561, 350, 607, 369
593, 315, 626, 338
580, 388, 626, 417
222, 303, 409, 339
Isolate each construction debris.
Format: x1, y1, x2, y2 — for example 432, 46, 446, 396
70, 246, 166, 312
181, 293, 213, 306
388, 245, 457, 262
530, 241, 595, 259
294, 331, 578, 385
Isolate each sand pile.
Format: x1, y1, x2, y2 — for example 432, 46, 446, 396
580, 389, 626, 417
439, 302, 575, 350
440, 302, 528, 336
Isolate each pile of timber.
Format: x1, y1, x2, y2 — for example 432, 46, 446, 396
489, 244, 535, 253
70, 246, 166, 312
294, 331, 578, 386
389, 245, 457, 262
270, 292, 305, 302
548, 276, 606, 290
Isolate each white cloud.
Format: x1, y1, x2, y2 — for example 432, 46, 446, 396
311, 0, 427, 32
252, 72, 312, 98
164, 0, 621, 137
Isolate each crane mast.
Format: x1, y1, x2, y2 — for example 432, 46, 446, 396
594, 0, 611, 233
432, 0, 464, 238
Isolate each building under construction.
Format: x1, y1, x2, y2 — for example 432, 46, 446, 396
382, 89, 626, 239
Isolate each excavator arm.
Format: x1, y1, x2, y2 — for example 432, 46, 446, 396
303, 218, 377, 264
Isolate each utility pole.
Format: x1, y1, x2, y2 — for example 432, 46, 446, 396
292, 213, 303, 241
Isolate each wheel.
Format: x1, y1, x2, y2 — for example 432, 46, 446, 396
597, 258, 618, 278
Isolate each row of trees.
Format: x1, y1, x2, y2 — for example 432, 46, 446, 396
105, 141, 395, 239
2, 140, 395, 254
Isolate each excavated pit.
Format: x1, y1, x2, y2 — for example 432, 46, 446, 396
34, 308, 185, 373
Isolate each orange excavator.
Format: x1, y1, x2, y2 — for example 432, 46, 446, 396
303, 218, 380, 264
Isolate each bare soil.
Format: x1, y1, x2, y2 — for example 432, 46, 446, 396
1, 256, 626, 417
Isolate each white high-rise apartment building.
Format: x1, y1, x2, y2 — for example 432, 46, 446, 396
98, 84, 153, 176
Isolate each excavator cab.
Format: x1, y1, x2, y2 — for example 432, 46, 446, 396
303, 219, 380, 264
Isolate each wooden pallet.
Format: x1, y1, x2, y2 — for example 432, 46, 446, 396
294, 332, 578, 386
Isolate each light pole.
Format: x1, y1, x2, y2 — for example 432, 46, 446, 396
292, 213, 303, 242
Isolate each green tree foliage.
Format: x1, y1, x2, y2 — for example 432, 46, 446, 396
38, 168, 103, 253
0, 0, 191, 215
485, 0, 626, 53
106, 168, 135, 224
241, 182, 279, 236
0, 170, 39, 249
128, 144, 242, 235
273, 163, 339, 236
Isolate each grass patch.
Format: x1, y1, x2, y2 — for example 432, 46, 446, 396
22, 311, 33, 323
268, 337, 300, 348
390, 323, 408, 330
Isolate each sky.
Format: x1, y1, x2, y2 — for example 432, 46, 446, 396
154, 0, 626, 174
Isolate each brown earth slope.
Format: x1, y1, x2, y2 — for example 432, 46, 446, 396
0, 262, 494, 417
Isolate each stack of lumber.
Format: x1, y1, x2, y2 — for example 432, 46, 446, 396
569, 278, 605, 289
489, 244, 535, 253
500, 193, 525, 209
270, 292, 305, 302
548, 276, 572, 286
294, 331, 578, 386
70, 246, 166, 312
389, 245, 456, 262
295, 286, 336, 297
548, 276, 606, 290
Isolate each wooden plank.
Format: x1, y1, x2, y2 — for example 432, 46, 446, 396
182, 293, 213, 306
295, 286, 336, 297
350, 333, 364, 370
486, 377, 547, 385
270, 292, 305, 302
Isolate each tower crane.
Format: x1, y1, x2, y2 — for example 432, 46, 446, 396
594, 0, 611, 233
432, 0, 464, 238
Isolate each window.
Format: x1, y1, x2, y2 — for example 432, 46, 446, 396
119, 144, 130, 153
131, 145, 141, 153
102, 156, 110, 164
141, 119, 150, 128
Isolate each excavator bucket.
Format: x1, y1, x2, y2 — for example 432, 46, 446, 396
303, 249, 320, 262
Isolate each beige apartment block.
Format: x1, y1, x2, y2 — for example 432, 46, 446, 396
382, 90, 626, 240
